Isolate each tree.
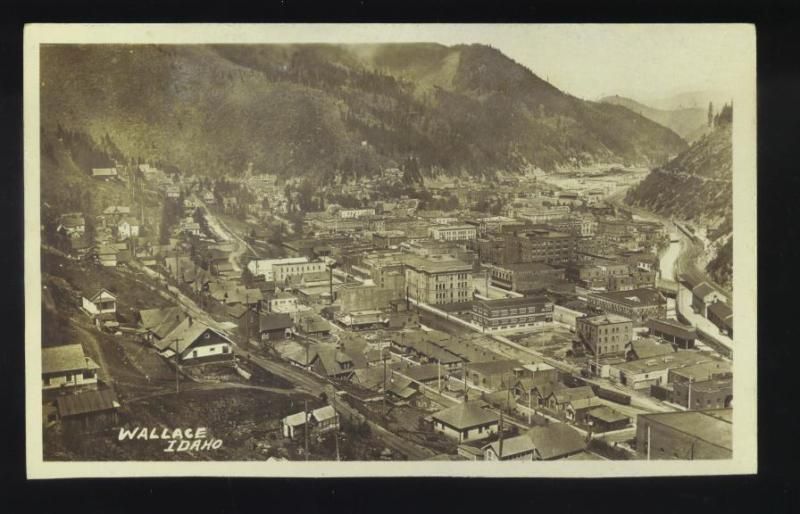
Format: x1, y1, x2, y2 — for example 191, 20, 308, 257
708, 102, 714, 127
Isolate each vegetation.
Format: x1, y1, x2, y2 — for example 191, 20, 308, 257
41, 44, 686, 184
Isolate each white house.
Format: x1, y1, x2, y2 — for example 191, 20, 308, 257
155, 318, 234, 362
81, 289, 117, 316
431, 402, 500, 443
116, 217, 140, 241
281, 405, 339, 439
42, 344, 100, 391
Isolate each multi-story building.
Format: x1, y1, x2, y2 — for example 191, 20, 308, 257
489, 262, 565, 292
472, 296, 554, 331
587, 288, 667, 323
404, 255, 473, 305
576, 314, 633, 356
338, 208, 376, 219
429, 224, 478, 242
547, 216, 597, 237
505, 228, 578, 265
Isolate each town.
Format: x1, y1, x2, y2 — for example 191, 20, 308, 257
41, 157, 734, 462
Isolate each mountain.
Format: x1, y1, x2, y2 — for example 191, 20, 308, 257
647, 90, 729, 111
40, 44, 687, 184
625, 113, 733, 290
600, 95, 709, 142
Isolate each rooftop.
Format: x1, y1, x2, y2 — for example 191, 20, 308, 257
432, 402, 500, 430
526, 423, 586, 460
56, 388, 119, 418
589, 288, 666, 307
579, 313, 632, 326
483, 434, 536, 458
638, 409, 732, 451
42, 344, 99, 374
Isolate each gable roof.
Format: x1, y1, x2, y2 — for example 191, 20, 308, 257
432, 402, 500, 430
526, 423, 586, 460
42, 344, 99, 374
550, 386, 596, 404
483, 434, 536, 459
707, 301, 733, 322
89, 288, 117, 303
259, 313, 294, 332
56, 388, 120, 418
138, 306, 183, 330
468, 359, 523, 377
692, 282, 717, 299
155, 319, 233, 353
628, 338, 675, 360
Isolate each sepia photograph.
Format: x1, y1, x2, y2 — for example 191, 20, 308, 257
23, 23, 757, 477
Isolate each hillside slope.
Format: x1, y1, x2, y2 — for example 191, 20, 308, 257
600, 95, 709, 142
41, 44, 687, 183
625, 122, 732, 289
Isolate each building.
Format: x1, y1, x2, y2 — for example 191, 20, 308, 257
267, 292, 299, 314
505, 228, 578, 265
576, 314, 633, 356
472, 296, 554, 332
429, 224, 477, 242
587, 288, 667, 323
636, 409, 732, 460
56, 387, 120, 432
247, 257, 317, 281
670, 378, 733, 410
81, 289, 117, 317
526, 423, 587, 460
545, 386, 596, 414
56, 212, 86, 238
259, 313, 294, 342
489, 262, 565, 292
565, 396, 606, 424
466, 359, 523, 392
155, 318, 234, 363
625, 337, 676, 361
92, 167, 118, 179
482, 435, 536, 461
404, 255, 473, 305
647, 318, 697, 349
608, 351, 721, 391
281, 405, 339, 440
42, 344, 100, 392
115, 217, 140, 241
691, 282, 727, 317
431, 402, 500, 443
334, 310, 389, 330
707, 301, 733, 337
339, 208, 375, 219
586, 406, 630, 432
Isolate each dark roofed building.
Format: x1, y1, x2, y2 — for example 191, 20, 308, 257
526, 423, 587, 460
636, 409, 732, 460
259, 313, 294, 342
587, 287, 667, 323
707, 301, 733, 337
56, 387, 120, 432
647, 318, 697, 349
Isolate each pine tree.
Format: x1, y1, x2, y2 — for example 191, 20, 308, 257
708, 102, 714, 127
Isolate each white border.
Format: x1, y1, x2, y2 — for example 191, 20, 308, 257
24, 23, 757, 478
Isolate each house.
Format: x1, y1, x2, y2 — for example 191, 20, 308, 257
136, 306, 187, 343
625, 337, 676, 361
56, 387, 120, 432
585, 406, 630, 432
545, 386, 596, 413
56, 212, 86, 238
312, 346, 359, 380
281, 405, 339, 440
259, 313, 294, 342
267, 291, 299, 313
81, 289, 117, 317
42, 344, 100, 393
513, 376, 565, 407
296, 314, 332, 337
526, 423, 587, 460
482, 434, 536, 461
707, 301, 733, 337
386, 376, 418, 402
565, 396, 605, 424
431, 402, 500, 442
691, 282, 726, 317
636, 409, 732, 460
115, 217, 140, 241
154, 318, 234, 363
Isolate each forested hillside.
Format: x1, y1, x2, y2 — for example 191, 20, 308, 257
40, 43, 686, 185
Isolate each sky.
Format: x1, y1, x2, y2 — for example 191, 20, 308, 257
217, 23, 753, 104
36, 23, 754, 106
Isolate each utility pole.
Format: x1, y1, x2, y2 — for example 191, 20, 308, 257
498, 411, 505, 460
331, 383, 340, 462
304, 399, 309, 461
646, 424, 651, 461
382, 353, 388, 410
172, 337, 182, 394
687, 377, 694, 410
